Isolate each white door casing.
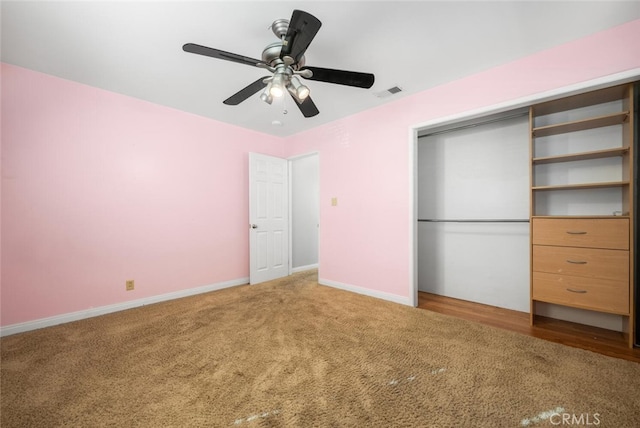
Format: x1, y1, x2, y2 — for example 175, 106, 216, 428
249, 153, 289, 284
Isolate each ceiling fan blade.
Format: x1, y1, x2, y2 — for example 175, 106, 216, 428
183, 43, 265, 68
223, 77, 270, 105
300, 66, 375, 89
280, 10, 322, 65
292, 95, 319, 118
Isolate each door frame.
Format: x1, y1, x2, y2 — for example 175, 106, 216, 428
287, 151, 320, 275
248, 151, 320, 284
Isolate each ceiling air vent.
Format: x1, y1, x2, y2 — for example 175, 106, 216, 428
374, 86, 403, 98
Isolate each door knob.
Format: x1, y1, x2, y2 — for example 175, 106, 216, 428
250, 224, 258, 229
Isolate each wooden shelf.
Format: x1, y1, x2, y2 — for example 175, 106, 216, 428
532, 298, 630, 317
532, 84, 631, 116
532, 111, 629, 138
533, 147, 629, 165
532, 181, 630, 191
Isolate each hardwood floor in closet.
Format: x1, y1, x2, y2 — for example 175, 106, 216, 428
418, 292, 640, 363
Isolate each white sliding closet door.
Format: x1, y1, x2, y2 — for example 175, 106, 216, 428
417, 112, 530, 312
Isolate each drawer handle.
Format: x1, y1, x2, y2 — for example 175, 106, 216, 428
566, 230, 587, 235
566, 260, 587, 265
567, 288, 587, 294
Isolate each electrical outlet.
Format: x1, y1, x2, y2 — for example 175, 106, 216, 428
126, 280, 135, 291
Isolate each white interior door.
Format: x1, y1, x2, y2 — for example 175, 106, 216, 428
249, 153, 289, 284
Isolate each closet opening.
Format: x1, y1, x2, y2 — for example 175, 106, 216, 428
415, 109, 531, 312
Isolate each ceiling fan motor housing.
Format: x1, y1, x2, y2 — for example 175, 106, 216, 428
262, 43, 305, 69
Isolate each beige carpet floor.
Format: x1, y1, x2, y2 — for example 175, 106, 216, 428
2, 270, 639, 427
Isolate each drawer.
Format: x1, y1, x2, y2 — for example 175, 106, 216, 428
532, 246, 628, 282
532, 218, 629, 250
532, 271, 629, 314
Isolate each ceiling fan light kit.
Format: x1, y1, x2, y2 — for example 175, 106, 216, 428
269, 71, 286, 97
289, 77, 310, 101
183, 10, 375, 118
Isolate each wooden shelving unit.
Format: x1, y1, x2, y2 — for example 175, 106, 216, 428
532, 111, 629, 137
532, 181, 630, 191
532, 147, 629, 165
529, 83, 636, 348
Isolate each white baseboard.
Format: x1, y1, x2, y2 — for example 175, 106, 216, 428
291, 263, 318, 273
319, 278, 412, 306
0, 277, 249, 337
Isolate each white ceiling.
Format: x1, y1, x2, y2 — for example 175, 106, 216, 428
2, 1, 640, 137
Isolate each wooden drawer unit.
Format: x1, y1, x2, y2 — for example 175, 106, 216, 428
532, 272, 629, 315
531, 217, 631, 316
532, 218, 629, 250
532, 245, 628, 282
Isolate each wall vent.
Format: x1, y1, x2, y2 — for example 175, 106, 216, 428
374, 86, 403, 98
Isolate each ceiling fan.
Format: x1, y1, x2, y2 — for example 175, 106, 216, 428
182, 10, 375, 118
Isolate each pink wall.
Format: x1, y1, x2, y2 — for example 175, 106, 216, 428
284, 19, 640, 299
1, 63, 284, 326
2, 19, 640, 328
